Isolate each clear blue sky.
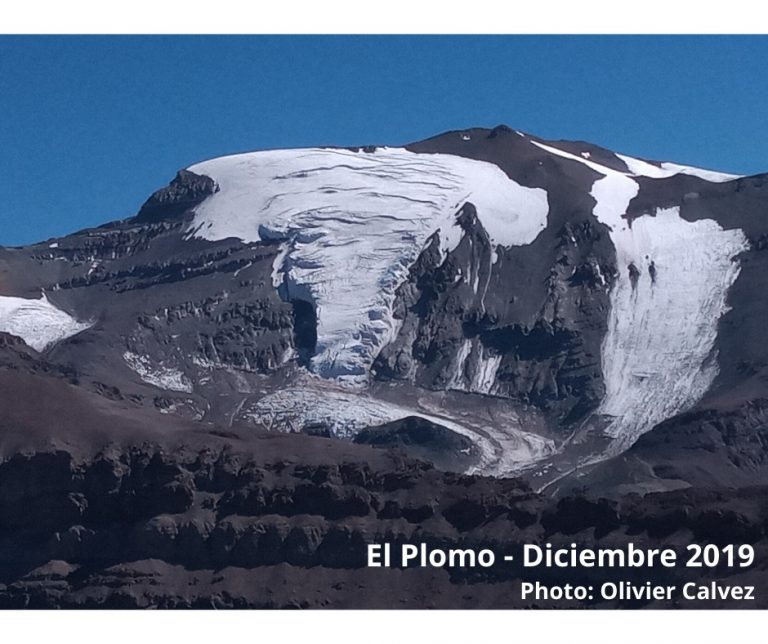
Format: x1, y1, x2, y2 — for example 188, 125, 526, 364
1, 35, 766, 246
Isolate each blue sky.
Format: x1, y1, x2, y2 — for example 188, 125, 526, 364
1, 35, 766, 246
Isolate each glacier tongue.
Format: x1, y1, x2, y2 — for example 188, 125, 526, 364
187, 147, 548, 382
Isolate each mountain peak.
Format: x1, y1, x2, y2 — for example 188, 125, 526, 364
0, 125, 765, 498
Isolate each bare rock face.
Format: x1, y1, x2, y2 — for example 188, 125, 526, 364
374, 197, 614, 424
399, 128, 622, 426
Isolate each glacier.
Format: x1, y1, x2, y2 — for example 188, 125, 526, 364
187, 147, 549, 382
531, 139, 748, 450
598, 206, 747, 451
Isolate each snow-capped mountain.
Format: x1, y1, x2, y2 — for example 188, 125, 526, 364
1, 125, 766, 493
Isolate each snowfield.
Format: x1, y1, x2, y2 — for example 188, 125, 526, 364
0, 293, 92, 351
187, 147, 549, 382
532, 139, 748, 451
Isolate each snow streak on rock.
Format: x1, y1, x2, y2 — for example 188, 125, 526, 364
122, 351, 193, 393
187, 147, 548, 383
531, 140, 748, 449
615, 153, 741, 183
447, 338, 501, 396
0, 293, 92, 352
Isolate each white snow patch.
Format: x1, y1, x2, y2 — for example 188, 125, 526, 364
447, 339, 473, 391
615, 153, 676, 179
0, 293, 91, 351
233, 260, 253, 278
594, 261, 607, 287
187, 147, 548, 382
659, 161, 741, 183
122, 351, 193, 393
471, 261, 480, 294
191, 355, 216, 369
532, 140, 623, 177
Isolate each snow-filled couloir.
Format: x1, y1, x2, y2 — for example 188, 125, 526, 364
186, 147, 549, 382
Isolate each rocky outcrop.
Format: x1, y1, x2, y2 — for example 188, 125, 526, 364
136, 170, 218, 223
353, 415, 481, 473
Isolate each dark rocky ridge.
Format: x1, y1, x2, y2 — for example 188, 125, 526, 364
0, 205, 298, 428
3, 443, 768, 608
